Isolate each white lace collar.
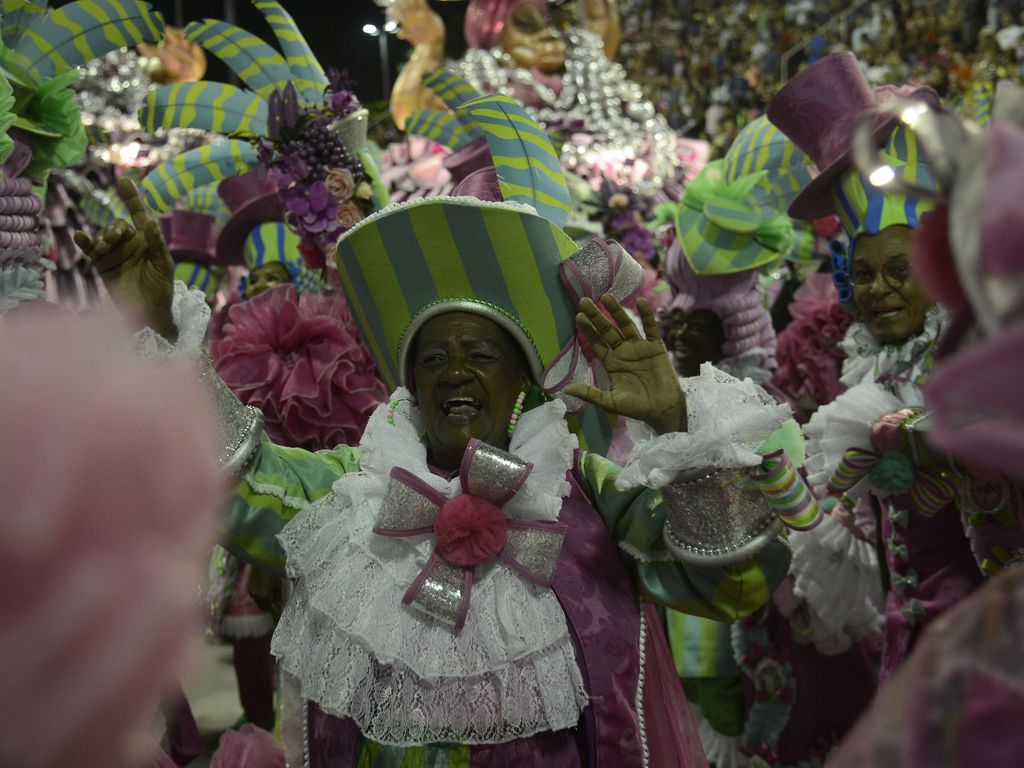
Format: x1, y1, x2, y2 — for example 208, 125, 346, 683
838, 305, 946, 403
273, 391, 589, 745
356, 387, 578, 520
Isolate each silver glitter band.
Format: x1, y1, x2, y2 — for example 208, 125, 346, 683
465, 442, 531, 503
661, 467, 782, 567
408, 558, 468, 628
198, 355, 264, 474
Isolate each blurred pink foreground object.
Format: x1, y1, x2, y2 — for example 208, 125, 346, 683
0, 309, 223, 768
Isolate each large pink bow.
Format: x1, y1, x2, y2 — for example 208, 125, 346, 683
540, 239, 645, 413
373, 439, 567, 632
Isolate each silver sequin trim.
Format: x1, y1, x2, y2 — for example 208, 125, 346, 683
505, 527, 565, 584
466, 442, 530, 502
410, 559, 467, 627
662, 468, 780, 560
376, 476, 440, 530
199, 356, 264, 474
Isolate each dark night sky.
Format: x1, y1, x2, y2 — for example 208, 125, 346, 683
61, 0, 470, 101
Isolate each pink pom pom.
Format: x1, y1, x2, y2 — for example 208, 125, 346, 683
210, 724, 285, 768
434, 495, 508, 567
910, 206, 969, 312
870, 408, 919, 454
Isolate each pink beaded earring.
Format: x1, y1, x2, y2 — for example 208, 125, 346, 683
507, 391, 526, 438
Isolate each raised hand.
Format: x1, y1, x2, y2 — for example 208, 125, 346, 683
74, 177, 176, 340
564, 294, 687, 434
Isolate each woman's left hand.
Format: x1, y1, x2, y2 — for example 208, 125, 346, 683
564, 294, 687, 434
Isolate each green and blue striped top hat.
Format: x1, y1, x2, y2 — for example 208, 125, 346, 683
830, 123, 937, 239
243, 222, 322, 295
675, 160, 794, 276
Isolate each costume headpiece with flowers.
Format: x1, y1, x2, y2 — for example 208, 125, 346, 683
138, 1, 387, 260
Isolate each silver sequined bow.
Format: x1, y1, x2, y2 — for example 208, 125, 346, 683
540, 239, 645, 414
373, 439, 567, 632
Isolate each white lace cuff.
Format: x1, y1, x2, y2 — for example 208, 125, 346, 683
130, 280, 211, 361
131, 281, 262, 473
615, 364, 791, 490
787, 514, 884, 655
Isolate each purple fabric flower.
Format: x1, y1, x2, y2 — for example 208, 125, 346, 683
329, 90, 360, 117
269, 153, 309, 188
283, 181, 339, 236
327, 66, 357, 94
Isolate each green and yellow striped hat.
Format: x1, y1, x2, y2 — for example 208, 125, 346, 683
723, 115, 816, 213
830, 123, 937, 238
676, 160, 794, 276
335, 197, 578, 390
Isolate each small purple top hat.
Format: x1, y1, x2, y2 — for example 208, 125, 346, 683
768, 52, 940, 220
443, 137, 495, 187
215, 170, 284, 265
160, 210, 217, 265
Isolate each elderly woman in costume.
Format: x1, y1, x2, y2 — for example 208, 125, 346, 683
75, 93, 805, 764
768, 52, 1024, 681
651, 119, 877, 768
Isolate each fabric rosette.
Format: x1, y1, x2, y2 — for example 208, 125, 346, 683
212, 285, 387, 451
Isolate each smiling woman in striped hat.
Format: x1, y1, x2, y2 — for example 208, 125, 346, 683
74, 84, 819, 767
768, 52, 1024, 683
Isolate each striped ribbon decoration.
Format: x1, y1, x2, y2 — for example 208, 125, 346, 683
9, 0, 164, 86
750, 450, 823, 531
827, 447, 881, 495
828, 446, 955, 517
422, 69, 483, 111
405, 109, 480, 151
455, 94, 572, 229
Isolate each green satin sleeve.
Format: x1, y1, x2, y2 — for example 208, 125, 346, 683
222, 433, 362, 575
579, 450, 791, 621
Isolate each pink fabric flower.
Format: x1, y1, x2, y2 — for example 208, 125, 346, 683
771, 275, 855, 411
212, 285, 388, 451
325, 167, 355, 202
336, 201, 364, 230
210, 724, 285, 768
434, 495, 508, 567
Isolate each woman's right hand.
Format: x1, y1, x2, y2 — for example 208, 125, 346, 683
73, 177, 177, 341
391, 0, 445, 48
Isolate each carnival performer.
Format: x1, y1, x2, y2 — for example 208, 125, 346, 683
828, 83, 1024, 768
653, 132, 877, 768
768, 52, 1024, 680
73, 119, 814, 765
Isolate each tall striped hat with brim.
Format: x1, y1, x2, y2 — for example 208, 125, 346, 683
335, 197, 578, 391
174, 261, 217, 301
676, 160, 794, 276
